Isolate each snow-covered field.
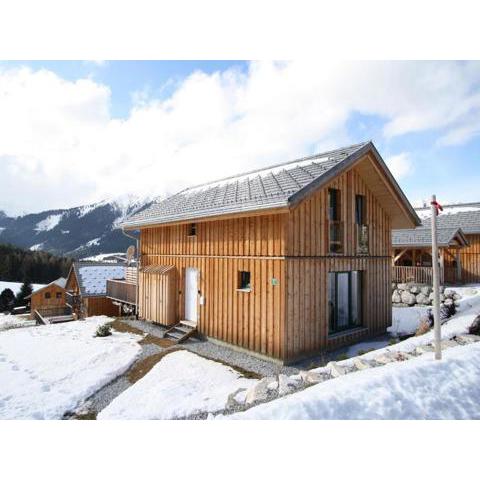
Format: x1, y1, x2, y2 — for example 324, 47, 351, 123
0, 280, 46, 295
0, 316, 141, 419
228, 285, 480, 420
0, 314, 36, 331
98, 350, 257, 420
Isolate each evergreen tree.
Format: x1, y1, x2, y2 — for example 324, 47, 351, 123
15, 281, 33, 307
0, 288, 15, 312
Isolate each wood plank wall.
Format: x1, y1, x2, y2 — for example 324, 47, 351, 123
29, 285, 66, 318
456, 234, 480, 283
85, 296, 120, 317
284, 167, 392, 361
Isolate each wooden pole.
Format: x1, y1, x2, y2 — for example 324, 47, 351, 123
431, 195, 442, 360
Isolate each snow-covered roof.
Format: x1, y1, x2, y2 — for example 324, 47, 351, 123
416, 202, 480, 234
25, 277, 67, 299
122, 141, 420, 229
73, 262, 126, 297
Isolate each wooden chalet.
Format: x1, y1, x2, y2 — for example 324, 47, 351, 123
407, 202, 480, 284
65, 261, 126, 317
26, 277, 67, 319
121, 141, 420, 363
392, 227, 469, 284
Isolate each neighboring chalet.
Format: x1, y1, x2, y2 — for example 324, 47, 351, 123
121, 141, 420, 363
26, 277, 67, 319
392, 227, 469, 284
393, 202, 480, 284
65, 262, 126, 317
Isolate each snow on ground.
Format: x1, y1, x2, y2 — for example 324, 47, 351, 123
35, 213, 63, 232
388, 285, 479, 337
0, 280, 46, 295
229, 342, 480, 420
98, 350, 257, 420
0, 314, 35, 331
82, 252, 125, 262
29, 242, 44, 251
0, 316, 141, 419
344, 338, 391, 357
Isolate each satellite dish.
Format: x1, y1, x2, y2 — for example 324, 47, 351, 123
126, 245, 135, 266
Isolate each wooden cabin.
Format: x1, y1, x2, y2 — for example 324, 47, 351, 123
411, 202, 480, 284
121, 141, 420, 363
65, 262, 126, 317
26, 277, 67, 319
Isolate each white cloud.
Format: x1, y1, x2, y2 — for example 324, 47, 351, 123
1, 61, 480, 214
386, 153, 413, 179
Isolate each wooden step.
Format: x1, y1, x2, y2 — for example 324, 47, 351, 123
163, 322, 197, 344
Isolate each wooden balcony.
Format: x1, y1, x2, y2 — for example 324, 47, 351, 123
393, 266, 434, 285
106, 279, 137, 305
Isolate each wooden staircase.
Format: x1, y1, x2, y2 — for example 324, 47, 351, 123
163, 320, 197, 344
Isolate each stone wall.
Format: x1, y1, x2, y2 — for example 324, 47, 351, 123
392, 283, 461, 308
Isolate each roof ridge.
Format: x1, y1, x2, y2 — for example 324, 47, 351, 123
416, 201, 480, 211
181, 141, 370, 193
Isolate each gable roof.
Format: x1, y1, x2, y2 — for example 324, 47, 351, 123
25, 277, 67, 299
392, 227, 469, 248
70, 261, 126, 297
416, 202, 480, 234
121, 141, 420, 230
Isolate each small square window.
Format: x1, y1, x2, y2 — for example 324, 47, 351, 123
56, 292, 63, 299
45, 292, 51, 299
188, 223, 197, 236
238, 271, 251, 291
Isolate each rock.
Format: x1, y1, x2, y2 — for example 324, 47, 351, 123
326, 361, 347, 378
392, 291, 402, 303
374, 352, 396, 364
455, 334, 480, 345
453, 293, 462, 301
226, 388, 248, 408
444, 290, 455, 299
278, 374, 302, 396
353, 358, 373, 370
439, 285, 445, 293
410, 285, 420, 294
416, 293, 429, 305
421, 286, 432, 296
401, 291, 416, 306
397, 283, 408, 291
415, 344, 435, 355
444, 298, 454, 307
245, 378, 271, 405
267, 379, 278, 391
440, 339, 459, 349
392, 351, 413, 361
299, 370, 326, 385
392, 283, 397, 291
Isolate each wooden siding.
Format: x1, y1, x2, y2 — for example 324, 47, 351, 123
140, 164, 394, 362
84, 296, 120, 317
455, 234, 480, 283
139, 269, 177, 325
29, 284, 66, 319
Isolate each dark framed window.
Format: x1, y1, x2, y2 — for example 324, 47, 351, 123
56, 292, 63, 299
328, 188, 343, 253
355, 194, 366, 225
238, 271, 251, 290
188, 223, 197, 236
328, 271, 363, 334
45, 292, 51, 299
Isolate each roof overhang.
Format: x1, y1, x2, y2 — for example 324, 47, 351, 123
288, 142, 421, 229
393, 227, 470, 249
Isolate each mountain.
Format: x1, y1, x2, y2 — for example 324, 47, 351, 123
0, 194, 155, 258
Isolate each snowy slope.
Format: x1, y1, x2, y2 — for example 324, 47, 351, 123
0, 316, 141, 419
0, 194, 156, 258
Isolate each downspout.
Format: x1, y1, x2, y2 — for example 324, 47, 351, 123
122, 228, 140, 319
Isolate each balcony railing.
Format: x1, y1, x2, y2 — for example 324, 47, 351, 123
106, 279, 137, 305
65, 291, 81, 309
356, 223, 369, 255
328, 220, 344, 254
392, 266, 434, 285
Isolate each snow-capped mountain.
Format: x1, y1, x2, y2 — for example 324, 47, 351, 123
0, 194, 156, 258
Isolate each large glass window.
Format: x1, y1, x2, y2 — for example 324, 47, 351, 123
328, 271, 363, 334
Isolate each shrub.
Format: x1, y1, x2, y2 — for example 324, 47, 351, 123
468, 316, 480, 336
388, 337, 399, 346
426, 302, 457, 327
415, 318, 431, 336
95, 324, 112, 337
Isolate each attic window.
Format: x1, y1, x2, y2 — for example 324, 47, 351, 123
237, 271, 251, 291
45, 292, 51, 299
188, 223, 197, 236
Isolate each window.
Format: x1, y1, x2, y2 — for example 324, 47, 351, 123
328, 271, 363, 334
355, 194, 366, 225
188, 223, 197, 236
45, 292, 51, 299
238, 271, 251, 291
56, 292, 63, 299
328, 188, 343, 253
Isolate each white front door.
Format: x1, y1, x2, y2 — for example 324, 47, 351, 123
184, 267, 198, 324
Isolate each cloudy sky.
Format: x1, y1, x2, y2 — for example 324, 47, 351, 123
0, 60, 479, 216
